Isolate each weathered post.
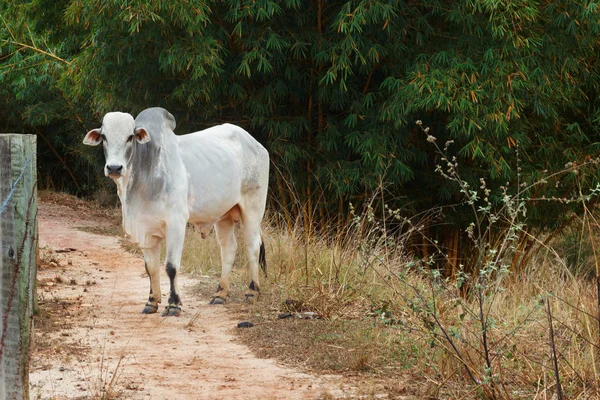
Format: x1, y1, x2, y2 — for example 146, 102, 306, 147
0, 134, 37, 400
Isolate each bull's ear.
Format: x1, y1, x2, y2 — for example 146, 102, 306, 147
135, 127, 151, 144
83, 129, 102, 146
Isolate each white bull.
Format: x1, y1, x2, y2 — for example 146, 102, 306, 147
84, 107, 269, 316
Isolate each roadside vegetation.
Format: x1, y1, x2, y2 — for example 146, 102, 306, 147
39, 132, 600, 398
45, 119, 600, 398
180, 127, 600, 399
7, 1, 600, 397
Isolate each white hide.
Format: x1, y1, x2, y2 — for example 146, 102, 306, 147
84, 108, 269, 301
119, 109, 189, 249
179, 123, 269, 225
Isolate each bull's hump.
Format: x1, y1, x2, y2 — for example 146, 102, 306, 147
135, 107, 176, 132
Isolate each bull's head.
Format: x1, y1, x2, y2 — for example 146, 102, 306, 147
83, 112, 150, 179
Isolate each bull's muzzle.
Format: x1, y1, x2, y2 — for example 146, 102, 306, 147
106, 164, 123, 177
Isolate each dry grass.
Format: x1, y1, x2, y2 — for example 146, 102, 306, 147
179, 209, 600, 399
179, 225, 223, 277
43, 190, 600, 398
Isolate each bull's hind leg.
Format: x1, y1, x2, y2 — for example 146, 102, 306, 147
162, 220, 186, 317
141, 244, 161, 314
210, 218, 237, 305
241, 206, 267, 303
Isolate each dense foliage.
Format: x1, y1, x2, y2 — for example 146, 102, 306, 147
2, 0, 600, 253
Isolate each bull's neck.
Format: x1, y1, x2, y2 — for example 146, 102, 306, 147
113, 171, 130, 202
111, 172, 129, 237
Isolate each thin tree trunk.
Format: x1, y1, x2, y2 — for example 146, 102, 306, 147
275, 172, 293, 232
336, 196, 344, 243
547, 297, 564, 400
509, 230, 528, 272
445, 228, 459, 277
421, 224, 429, 263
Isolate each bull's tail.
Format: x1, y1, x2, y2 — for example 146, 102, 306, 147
259, 239, 267, 277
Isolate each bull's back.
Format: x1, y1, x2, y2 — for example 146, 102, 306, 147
178, 124, 269, 220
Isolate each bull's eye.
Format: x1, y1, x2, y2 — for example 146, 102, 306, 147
126, 135, 134, 143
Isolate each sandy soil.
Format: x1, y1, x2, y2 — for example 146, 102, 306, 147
29, 199, 351, 399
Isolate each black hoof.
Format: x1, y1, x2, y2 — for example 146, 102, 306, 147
209, 296, 226, 305
142, 303, 158, 314
161, 305, 181, 317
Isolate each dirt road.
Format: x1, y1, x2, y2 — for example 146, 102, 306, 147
30, 198, 347, 399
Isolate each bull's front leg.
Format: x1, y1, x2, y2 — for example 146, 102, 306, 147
162, 219, 186, 317
141, 245, 161, 314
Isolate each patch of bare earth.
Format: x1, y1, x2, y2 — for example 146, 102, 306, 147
30, 195, 353, 399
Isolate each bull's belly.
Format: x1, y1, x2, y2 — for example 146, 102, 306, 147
188, 203, 242, 239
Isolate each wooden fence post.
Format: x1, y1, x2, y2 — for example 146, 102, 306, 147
0, 134, 37, 400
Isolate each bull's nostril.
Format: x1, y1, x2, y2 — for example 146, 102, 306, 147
106, 164, 123, 175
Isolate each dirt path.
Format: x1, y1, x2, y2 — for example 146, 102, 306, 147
30, 199, 347, 399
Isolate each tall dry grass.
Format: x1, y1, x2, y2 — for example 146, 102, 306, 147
176, 124, 600, 398
178, 195, 600, 398
182, 200, 600, 399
